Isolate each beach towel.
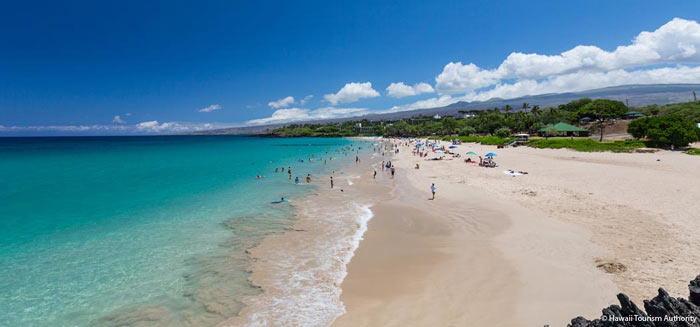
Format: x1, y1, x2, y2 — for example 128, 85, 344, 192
503, 170, 523, 176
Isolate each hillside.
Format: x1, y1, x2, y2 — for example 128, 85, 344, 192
197, 84, 700, 135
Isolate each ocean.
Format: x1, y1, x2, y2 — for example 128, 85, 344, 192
0, 135, 369, 327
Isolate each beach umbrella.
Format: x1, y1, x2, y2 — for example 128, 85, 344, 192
485, 152, 497, 157
435, 150, 443, 153
448, 145, 457, 149
466, 151, 477, 155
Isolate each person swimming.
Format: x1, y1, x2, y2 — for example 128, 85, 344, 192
272, 197, 288, 204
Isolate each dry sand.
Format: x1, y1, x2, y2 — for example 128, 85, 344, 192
335, 140, 700, 326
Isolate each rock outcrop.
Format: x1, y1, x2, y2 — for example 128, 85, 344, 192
566, 275, 700, 327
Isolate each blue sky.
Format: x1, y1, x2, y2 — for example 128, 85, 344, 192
1, 0, 699, 135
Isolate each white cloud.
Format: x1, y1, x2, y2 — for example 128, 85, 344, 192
300, 94, 313, 105
112, 115, 126, 124
246, 107, 370, 125
467, 65, 700, 102
268, 96, 295, 109
434, 18, 700, 97
385, 95, 469, 113
0, 121, 242, 135
386, 82, 435, 98
323, 82, 380, 105
198, 104, 221, 112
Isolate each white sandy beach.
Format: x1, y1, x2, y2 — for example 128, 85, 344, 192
335, 139, 700, 326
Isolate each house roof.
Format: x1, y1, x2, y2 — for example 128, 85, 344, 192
539, 122, 589, 132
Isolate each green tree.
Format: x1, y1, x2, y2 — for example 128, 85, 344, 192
559, 98, 592, 112
460, 126, 476, 136
576, 99, 627, 141
543, 125, 558, 139
441, 117, 458, 134
530, 105, 541, 117
628, 115, 700, 148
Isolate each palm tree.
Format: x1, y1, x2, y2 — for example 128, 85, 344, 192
530, 105, 541, 117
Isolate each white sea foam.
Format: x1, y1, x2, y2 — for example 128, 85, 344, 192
236, 201, 374, 327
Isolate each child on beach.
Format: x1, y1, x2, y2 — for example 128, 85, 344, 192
431, 183, 436, 200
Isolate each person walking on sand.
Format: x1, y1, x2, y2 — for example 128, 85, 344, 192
390, 166, 395, 178
330, 176, 334, 188
430, 183, 436, 200
373, 170, 377, 179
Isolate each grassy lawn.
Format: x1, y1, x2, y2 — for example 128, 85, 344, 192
426, 135, 651, 153
687, 148, 700, 156
526, 137, 645, 152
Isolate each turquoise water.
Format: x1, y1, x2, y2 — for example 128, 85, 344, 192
0, 136, 366, 327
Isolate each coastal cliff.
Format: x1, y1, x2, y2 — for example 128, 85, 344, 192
565, 275, 700, 327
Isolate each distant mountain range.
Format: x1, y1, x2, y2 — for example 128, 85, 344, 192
195, 84, 700, 135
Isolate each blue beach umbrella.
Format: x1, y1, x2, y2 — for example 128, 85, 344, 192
485, 152, 497, 157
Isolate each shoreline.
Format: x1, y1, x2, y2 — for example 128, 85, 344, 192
221, 138, 391, 326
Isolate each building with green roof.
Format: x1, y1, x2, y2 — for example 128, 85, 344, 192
538, 122, 589, 137
624, 111, 646, 119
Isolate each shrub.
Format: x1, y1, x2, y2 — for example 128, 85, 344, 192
495, 127, 511, 138
627, 115, 700, 148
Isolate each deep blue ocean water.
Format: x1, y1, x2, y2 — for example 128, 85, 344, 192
0, 135, 366, 327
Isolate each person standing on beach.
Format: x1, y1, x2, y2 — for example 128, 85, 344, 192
431, 183, 436, 200
390, 166, 395, 178
373, 170, 377, 179
330, 176, 334, 188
